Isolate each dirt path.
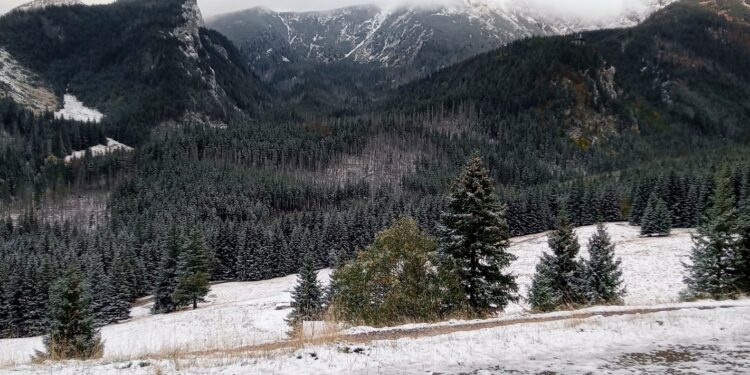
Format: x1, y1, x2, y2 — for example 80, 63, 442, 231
191, 302, 743, 359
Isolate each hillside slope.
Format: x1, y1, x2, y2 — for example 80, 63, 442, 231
0, 223, 695, 365
207, 0, 675, 113
395, 0, 750, 147
4, 224, 750, 374
0, 0, 269, 144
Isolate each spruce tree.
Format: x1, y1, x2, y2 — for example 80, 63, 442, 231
439, 154, 517, 314
684, 169, 739, 298
173, 227, 211, 310
735, 201, 750, 292
528, 216, 586, 311
640, 193, 672, 237
153, 226, 181, 314
287, 255, 323, 328
629, 183, 651, 225
527, 253, 563, 312
41, 268, 102, 360
0, 263, 8, 338
600, 188, 622, 223
583, 224, 625, 304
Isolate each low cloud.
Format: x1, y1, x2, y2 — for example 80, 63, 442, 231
198, 0, 636, 17
0, 0, 645, 19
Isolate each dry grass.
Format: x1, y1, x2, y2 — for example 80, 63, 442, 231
7, 303, 742, 373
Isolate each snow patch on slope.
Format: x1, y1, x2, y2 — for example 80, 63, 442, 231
63, 138, 133, 163
54, 94, 104, 123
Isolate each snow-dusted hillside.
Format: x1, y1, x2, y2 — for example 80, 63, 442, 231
0, 270, 333, 366
0, 223, 697, 368
13, 0, 83, 13
0, 48, 58, 113
210, 0, 677, 79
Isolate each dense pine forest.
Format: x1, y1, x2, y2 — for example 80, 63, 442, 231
1, 0, 750, 341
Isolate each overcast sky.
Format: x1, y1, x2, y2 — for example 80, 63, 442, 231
0, 0, 635, 18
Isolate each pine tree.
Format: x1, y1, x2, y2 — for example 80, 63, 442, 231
735, 201, 750, 292
600, 188, 622, 223
583, 224, 625, 304
211, 222, 238, 281
684, 169, 739, 298
528, 216, 586, 311
629, 183, 651, 225
439, 154, 517, 314
173, 227, 210, 310
41, 268, 102, 360
527, 253, 563, 312
0, 263, 8, 338
640, 193, 672, 237
85, 254, 129, 325
153, 226, 181, 314
287, 255, 323, 328
567, 184, 585, 227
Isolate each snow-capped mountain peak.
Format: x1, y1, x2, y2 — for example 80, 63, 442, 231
210, 0, 678, 82
13, 0, 83, 12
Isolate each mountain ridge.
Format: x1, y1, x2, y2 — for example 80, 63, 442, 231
209, 0, 677, 80
0, 0, 269, 144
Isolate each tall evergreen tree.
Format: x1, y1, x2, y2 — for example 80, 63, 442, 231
152, 227, 182, 314
0, 263, 8, 338
583, 224, 625, 304
629, 183, 651, 225
41, 268, 102, 360
640, 193, 672, 237
684, 169, 739, 298
735, 201, 750, 292
287, 255, 323, 329
173, 227, 211, 310
600, 188, 622, 223
439, 154, 517, 313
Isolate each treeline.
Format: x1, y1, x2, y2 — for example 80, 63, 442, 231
3, 157, 750, 338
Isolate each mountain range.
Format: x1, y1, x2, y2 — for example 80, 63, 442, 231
208, 0, 676, 83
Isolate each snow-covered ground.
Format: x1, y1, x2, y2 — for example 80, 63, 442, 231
0, 271, 333, 366
0, 223, 714, 373
54, 94, 104, 123
6, 300, 750, 374
508, 222, 692, 310
63, 138, 134, 163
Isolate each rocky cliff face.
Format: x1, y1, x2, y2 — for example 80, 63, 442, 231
174, 0, 205, 59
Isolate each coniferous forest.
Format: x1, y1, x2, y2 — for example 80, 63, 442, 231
1, 0, 750, 349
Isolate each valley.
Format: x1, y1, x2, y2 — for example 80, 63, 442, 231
0, 0, 749, 373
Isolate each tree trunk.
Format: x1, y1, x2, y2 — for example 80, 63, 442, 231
193, 297, 197, 310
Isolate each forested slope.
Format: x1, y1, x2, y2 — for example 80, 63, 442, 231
0, 0, 269, 145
